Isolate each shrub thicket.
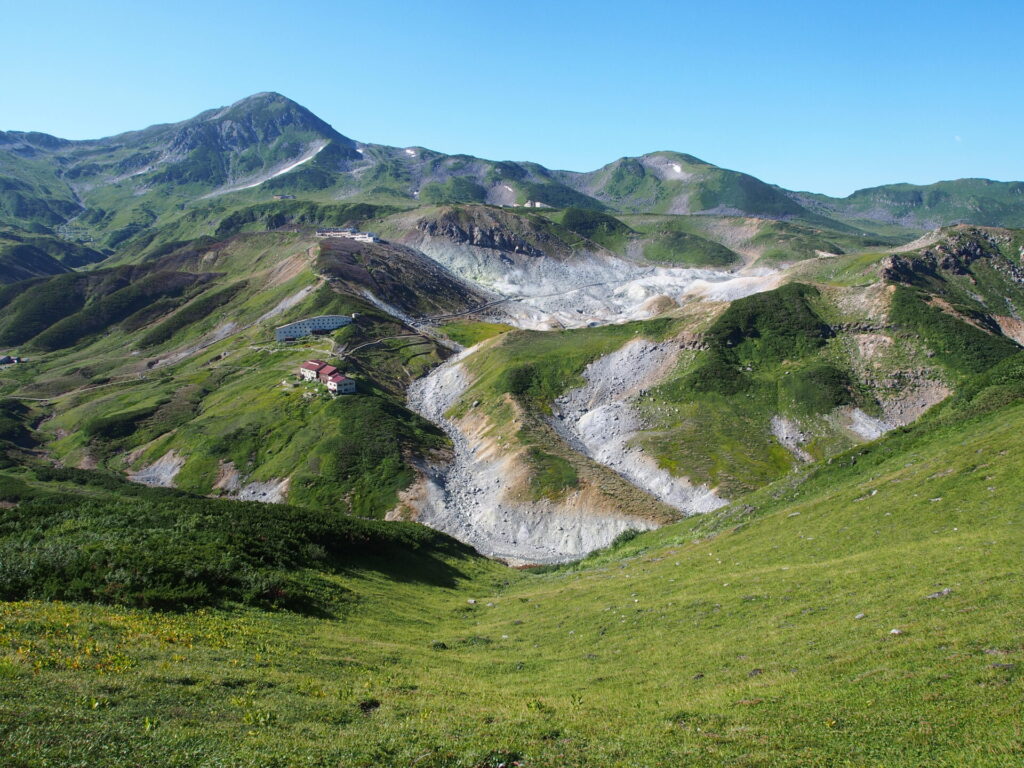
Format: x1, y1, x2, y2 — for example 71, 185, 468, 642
419, 178, 487, 205
138, 281, 247, 347
687, 283, 832, 395
889, 286, 1019, 375
0, 487, 468, 612
560, 208, 631, 241
32, 271, 204, 351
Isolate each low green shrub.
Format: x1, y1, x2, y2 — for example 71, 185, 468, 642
0, 489, 469, 612
889, 286, 1019, 375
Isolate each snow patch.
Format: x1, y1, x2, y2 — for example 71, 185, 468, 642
640, 154, 694, 181
202, 141, 328, 198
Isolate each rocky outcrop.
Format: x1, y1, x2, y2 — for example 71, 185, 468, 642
883, 227, 1024, 285
417, 211, 546, 257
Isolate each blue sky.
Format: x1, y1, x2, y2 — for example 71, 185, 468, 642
2, 0, 1021, 196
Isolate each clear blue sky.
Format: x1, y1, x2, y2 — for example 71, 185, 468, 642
2, 0, 1021, 196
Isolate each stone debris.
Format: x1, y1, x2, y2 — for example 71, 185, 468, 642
128, 450, 185, 488
412, 225, 779, 330
771, 415, 813, 462
551, 338, 727, 515
407, 351, 654, 564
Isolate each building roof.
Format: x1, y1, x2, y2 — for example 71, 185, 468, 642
300, 359, 327, 372
318, 365, 339, 378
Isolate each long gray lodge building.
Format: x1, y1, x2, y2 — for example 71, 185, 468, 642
275, 315, 353, 342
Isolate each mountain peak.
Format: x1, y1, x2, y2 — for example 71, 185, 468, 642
230, 91, 296, 108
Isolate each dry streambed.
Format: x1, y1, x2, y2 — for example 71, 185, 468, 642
404, 337, 727, 564
551, 338, 727, 515
404, 349, 661, 565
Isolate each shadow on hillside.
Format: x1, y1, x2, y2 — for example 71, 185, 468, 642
330, 531, 480, 591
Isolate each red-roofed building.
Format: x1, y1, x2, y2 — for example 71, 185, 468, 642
316, 365, 339, 383
298, 359, 327, 380
326, 373, 357, 395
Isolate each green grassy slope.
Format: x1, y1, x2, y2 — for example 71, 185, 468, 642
0, 230, 483, 517
800, 178, 1024, 230
561, 152, 811, 218
1, 353, 1022, 766
0, 226, 105, 283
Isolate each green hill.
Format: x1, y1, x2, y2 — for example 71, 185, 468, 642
796, 178, 1024, 230
1, 345, 1021, 766
2, 94, 1024, 768
3, 93, 1024, 268
0, 230, 488, 519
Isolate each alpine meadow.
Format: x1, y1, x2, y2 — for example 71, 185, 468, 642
2, 4, 1024, 763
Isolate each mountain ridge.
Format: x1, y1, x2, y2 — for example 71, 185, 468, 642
3, 92, 1023, 257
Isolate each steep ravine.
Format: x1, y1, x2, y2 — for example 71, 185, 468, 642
404, 349, 661, 565
551, 338, 727, 515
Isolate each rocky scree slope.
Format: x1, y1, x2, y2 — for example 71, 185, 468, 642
404, 346, 670, 565
550, 336, 727, 514
395, 205, 783, 329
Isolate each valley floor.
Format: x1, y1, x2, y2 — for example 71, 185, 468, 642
2, 400, 1022, 767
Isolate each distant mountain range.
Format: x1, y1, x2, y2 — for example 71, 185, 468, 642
2, 92, 1023, 258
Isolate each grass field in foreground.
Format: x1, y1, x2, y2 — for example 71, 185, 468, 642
1, 387, 1022, 766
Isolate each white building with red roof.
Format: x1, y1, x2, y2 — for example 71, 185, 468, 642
316, 365, 339, 383
298, 359, 327, 380
325, 373, 356, 395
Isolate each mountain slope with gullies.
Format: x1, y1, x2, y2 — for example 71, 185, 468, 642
393, 225, 1024, 562
0, 229, 494, 518
1, 94, 1023, 762
1, 332, 1023, 766
0, 92, 360, 250
4, 92, 1024, 278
